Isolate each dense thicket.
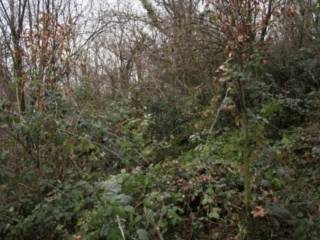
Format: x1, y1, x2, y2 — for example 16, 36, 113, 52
1, 0, 320, 239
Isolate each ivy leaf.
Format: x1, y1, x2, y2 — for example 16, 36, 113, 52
208, 207, 221, 219
137, 228, 150, 240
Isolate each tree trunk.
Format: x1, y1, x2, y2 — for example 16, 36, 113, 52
14, 43, 26, 113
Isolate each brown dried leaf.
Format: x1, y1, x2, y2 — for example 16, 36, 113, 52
251, 206, 267, 218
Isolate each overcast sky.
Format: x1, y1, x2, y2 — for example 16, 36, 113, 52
82, 0, 143, 13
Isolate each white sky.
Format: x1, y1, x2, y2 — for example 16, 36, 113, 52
82, 0, 144, 12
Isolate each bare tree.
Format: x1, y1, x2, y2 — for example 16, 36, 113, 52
0, 0, 28, 112
0, 0, 80, 111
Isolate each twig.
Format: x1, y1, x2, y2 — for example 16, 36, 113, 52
156, 226, 164, 240
116, 215, 126, 240
206, 87, 231, 144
